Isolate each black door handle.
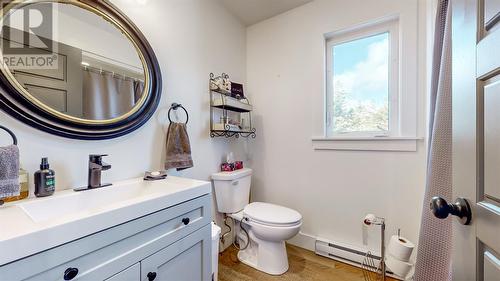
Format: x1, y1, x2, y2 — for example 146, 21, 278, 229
63, 268, 79, 280
147, 271, 157, 281
182, 217, 190, 225
430, 197, 472, 225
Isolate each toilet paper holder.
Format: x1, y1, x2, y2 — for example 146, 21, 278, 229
362, 214, 386, 281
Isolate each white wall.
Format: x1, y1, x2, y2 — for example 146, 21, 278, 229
245, 0, 428, 257
0, 0, 246, 200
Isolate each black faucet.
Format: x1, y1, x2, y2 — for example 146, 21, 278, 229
88, 154, 111, 188
74, 154, 111, 191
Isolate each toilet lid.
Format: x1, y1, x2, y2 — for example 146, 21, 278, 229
243, 202, 302, 226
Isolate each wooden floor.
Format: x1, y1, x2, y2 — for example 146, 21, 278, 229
218, 244, 398, 281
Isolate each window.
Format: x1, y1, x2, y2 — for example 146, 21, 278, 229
326, 20, 398, 137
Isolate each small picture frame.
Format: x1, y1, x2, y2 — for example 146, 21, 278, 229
230, 82, 244, 99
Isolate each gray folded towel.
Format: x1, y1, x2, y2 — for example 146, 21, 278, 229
0, 145, 20, 198
165, 122, 193, 171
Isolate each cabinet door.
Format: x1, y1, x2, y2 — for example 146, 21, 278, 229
105, 263, 140, 281
141, 224, 211, 281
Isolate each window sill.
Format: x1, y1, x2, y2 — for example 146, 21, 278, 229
311, 136, 424, 152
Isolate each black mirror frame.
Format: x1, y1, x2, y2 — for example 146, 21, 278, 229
0, 0, 162, 140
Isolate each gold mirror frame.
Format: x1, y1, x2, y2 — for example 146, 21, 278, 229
0, 0, 162, 139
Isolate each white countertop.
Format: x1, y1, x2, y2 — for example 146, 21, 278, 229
0, 176, 211, 266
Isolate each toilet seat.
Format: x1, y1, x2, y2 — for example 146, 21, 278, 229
243, 202, 302, 227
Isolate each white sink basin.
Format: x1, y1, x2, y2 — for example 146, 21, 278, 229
0, 176, 211, 266
19, 181, 163, 223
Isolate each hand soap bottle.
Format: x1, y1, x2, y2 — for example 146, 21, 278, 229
34, 157, 55, 197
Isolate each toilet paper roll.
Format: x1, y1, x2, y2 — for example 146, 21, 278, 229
386, 254, 413, 278
388, 235, 415, 262
363, 214, 376, 225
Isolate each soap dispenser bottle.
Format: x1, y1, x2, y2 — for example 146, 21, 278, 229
34, 157, 55, 197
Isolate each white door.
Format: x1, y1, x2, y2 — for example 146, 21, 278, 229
452, 0, 500, 280
3, 27, 84, 117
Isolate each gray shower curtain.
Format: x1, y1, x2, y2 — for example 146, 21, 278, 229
414, 1, 452, 280
83, 69, 144, 120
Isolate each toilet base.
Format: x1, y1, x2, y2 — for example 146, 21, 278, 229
237, 230, 289, 275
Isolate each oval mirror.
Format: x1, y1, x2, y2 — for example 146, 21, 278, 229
0, 0, 161, 139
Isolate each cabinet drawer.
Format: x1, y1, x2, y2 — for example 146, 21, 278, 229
104, 263, 140, 281
0, 194, 211, 281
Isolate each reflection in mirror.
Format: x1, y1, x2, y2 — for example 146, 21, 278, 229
1, 2, 146, 121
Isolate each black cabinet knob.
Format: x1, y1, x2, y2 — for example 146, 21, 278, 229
147, 271, 157, 281
182, 217, 190, 225
63, 268, 79, 280
430, 196, 472, 225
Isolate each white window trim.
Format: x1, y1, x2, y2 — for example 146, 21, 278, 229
311, 136, 423, 152
313, 15, 423, 152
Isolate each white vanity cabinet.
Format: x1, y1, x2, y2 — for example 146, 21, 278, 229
0, 194, 212, 281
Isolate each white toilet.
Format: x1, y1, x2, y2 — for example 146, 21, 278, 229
212, 168, 302, 275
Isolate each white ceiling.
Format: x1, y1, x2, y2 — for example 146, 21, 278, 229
220, 0, 313, 26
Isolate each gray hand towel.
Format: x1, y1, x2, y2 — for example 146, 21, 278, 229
0, 145, 20, 198
165, 122, 193, 171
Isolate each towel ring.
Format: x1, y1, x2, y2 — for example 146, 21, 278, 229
0, 125, 17, 145
168, 103, 189, 124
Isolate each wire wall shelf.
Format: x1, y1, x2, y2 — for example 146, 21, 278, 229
209, 73, 256, 138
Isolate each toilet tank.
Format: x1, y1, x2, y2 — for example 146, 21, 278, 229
211, 168, 252, 213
